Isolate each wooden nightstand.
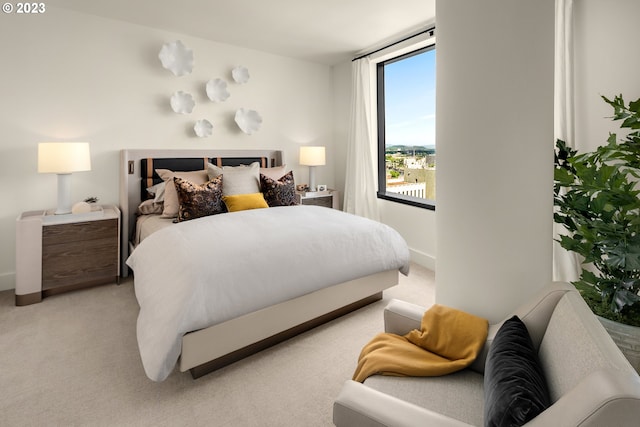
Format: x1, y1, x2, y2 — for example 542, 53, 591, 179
296, 189, 340, 209
15, 205, 120, 306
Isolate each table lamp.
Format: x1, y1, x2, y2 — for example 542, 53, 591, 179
299, 146, 325, 191
38, 142, 91, 215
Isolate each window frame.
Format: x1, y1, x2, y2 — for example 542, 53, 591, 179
376, 44, 436, 211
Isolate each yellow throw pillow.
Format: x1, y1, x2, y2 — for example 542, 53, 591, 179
223, 193, 269, 212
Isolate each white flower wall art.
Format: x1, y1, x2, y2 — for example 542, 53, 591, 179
158, 40, 194, 76
156, 42, 263, 138
231, 66, 250, 84
206, 78, 230, 103
170, 91, 195, 114
194, 119, 213, 137
234, 108, 262, 134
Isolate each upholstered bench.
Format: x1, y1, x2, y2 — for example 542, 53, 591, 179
333, 282, 640, 426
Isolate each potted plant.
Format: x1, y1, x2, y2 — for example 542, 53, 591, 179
554, 94, 640, 371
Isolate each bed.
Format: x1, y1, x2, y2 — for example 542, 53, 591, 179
119, 149, 410, 381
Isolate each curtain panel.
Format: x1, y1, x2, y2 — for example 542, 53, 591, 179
343, 57, 380, 221
553, 0, 580, 282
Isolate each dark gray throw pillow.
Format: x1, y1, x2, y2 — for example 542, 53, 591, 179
484, 315, 550, 427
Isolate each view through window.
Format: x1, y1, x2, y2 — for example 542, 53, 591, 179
377, 45, 436, 209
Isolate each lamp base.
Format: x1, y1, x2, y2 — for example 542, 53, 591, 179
55, 173, 73, 215
308, 166, 317, 192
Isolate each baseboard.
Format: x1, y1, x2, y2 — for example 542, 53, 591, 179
409, 248, 435, 271
0, 272, 15, 292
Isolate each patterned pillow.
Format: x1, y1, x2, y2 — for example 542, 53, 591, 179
173, 175, 225, 222
260, 171, 298, 207
156, 169, 208, 217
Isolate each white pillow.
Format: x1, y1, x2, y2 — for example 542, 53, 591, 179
259, 165, 289, 181
146, 181, 166, 203
207, 162, 260, 196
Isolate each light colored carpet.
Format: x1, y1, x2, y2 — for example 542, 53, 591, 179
0, 263, 434, 427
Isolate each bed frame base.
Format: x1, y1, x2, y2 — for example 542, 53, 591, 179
189, 292, 382, 379
180, 269, 398, 379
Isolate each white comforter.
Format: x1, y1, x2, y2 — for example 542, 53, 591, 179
126, 205, 410, 381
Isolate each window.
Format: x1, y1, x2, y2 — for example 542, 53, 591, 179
377, 44, 436, 210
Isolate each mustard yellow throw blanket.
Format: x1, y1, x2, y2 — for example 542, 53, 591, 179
353, 304, 488, 382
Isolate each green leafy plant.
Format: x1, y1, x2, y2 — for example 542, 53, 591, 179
554, 94, 640, 326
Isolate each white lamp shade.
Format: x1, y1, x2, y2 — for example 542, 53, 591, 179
299, 146, 326, 166
38, 142, 91, 174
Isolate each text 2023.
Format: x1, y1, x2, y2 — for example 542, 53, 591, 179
17, 3, 45, 13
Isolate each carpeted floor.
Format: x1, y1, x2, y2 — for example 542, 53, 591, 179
0, 263, 434, 427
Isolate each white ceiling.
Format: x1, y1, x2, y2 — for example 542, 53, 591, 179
49, 0, 436, 65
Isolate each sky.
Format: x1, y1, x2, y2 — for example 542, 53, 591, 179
384, 47, 436, 148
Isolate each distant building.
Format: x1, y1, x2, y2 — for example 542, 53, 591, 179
387, 181, 428, 199
404, 157, 426, 169
403, 167, 436, 200
404, 155, 435, 169
385, 153, 436, 201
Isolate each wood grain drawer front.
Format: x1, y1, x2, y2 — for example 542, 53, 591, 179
302, 196, 332, 208
42, 219, 118, 290
42, 219, 117, 245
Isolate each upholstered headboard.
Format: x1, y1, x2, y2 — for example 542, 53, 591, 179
119, 149, 284, 277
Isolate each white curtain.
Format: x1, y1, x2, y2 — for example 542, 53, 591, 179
343, 57, 380, 221
553, 0, 580, 282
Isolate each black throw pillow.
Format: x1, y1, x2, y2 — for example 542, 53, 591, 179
484, 315, 551, 427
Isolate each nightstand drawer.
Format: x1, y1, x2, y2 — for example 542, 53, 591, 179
301, 195, 333, 208
42, 219, 117, 245
296, 189, 339, 210
42, 237, 118, 290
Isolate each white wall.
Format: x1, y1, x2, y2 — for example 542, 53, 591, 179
331, 61, 351, 211
574, 0, 640, 152
378, 200, 436, 270
435, 0, 555, 322
0, 7, 334, 290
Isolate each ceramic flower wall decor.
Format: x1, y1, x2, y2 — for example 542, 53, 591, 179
234, 108, 262, 134
157, 41, 262, 137
206, 78, 230, 103
158, 40, 194, 76
194, 119, 213, 137
170, 91, 195, 114
232, 66, 250, 84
